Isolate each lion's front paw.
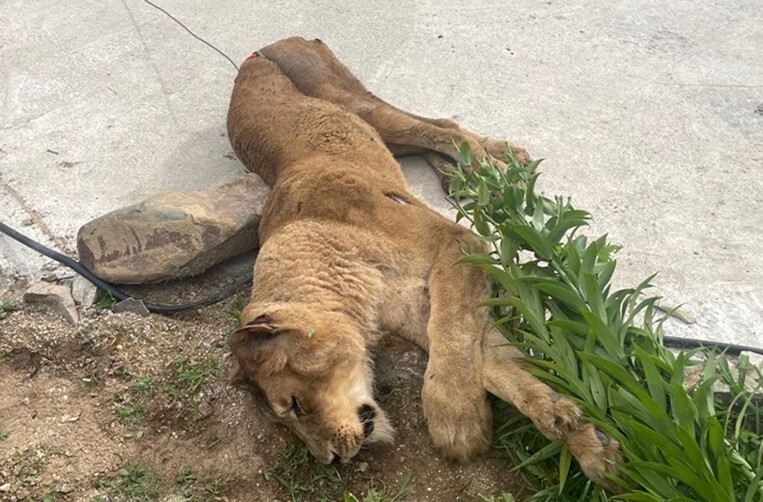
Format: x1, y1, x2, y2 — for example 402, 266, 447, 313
422, 376, 491, 462
526, 391, 584, 440
566, 424, 622, 491
523, 391, 622, 490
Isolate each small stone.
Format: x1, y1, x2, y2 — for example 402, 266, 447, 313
113, 298, 150, 316
23, 282, 79, 325
357, 461, 369, 473
0, 483, 10, 492
71, 274, 100, 306
740, 351, 763, 369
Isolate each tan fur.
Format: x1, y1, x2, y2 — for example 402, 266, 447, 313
227, 37, 620, 487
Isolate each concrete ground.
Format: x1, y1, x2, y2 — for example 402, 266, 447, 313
1, 0, 761, 349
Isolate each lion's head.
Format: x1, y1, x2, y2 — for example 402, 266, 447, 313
230, 302, 393, 463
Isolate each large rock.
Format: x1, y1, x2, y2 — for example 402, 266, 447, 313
77, 174, 269, 284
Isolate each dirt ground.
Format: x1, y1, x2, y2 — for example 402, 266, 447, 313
0, 266, 528, 502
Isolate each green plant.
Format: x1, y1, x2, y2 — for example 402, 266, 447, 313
479, 494, 517, 502
114, 366, 133, 381
221, 293, 247, 324
343, 471, 413, 502
129, 376, 155, 397
264, 441, 350, 501
264, 440, 413, 502
93, 462, 159, 501
177, 465, 198, 485
174, 466, 225, 501
170, 356, 218, 396
94, 292, 117, 311
111, 392, 148, 423
0, 429, 8, 441
449, 147, 763, 501
204, 434, 222, 450
0, 299, 17, 320
13, 447, 49, 486
74, 328, 93, 344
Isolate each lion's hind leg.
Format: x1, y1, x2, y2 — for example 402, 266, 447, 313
258, 37, 530, 186
481, 330, 622, 490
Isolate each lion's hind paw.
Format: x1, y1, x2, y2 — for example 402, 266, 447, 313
566, 423, 623, 492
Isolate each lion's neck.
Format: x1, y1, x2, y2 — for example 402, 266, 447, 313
251, 221, 385, 344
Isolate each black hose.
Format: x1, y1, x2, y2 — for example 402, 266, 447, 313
0, 220, 252, 313
661, 335, 762, 356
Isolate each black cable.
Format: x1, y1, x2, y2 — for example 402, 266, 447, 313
0, 220, 252, 313
662, 335, 763, 356
141, 0, 239, 72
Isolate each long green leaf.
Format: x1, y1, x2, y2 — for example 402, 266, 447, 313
633, 345, 666, 411
510, 225, 554, 260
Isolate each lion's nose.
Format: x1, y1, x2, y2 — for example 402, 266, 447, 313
358, 404, 376, 438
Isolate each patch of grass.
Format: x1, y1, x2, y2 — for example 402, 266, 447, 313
174, 466, 226, 501
113, 366, 134, 382
111, 392, 148, 423
0, 429, 8, 441
176, 465, 198, 485
93, 462, 159, 501
216, 293, 248, 347
13, 447, 49, 486
94, 291, 117, 311
478, 495, 517, 502
264, 441, 413, 502
221, 293, 247, 324
264, 441, 351, 501
0, 298, 17, 320
343, 471, 414, 502
161, 357, 219, 417
169, 356, 218, 396
129, 376, 155, 397
450, 147, 763, 500
108, 370, 154, 425
204, 434, 222, 450
74, 328, 93, 344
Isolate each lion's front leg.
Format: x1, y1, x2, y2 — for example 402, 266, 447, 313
481, 330, 622, 490
421, 240, 494, 461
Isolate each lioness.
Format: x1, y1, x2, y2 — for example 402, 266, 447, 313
227, 37, 620, 487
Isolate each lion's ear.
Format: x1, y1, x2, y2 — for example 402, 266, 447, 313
231, 312, 290, 377
232, 313, 276, 337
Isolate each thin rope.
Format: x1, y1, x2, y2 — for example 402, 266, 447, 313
142, 0, 239, 71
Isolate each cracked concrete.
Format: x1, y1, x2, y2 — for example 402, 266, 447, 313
1, 0, 761, 349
